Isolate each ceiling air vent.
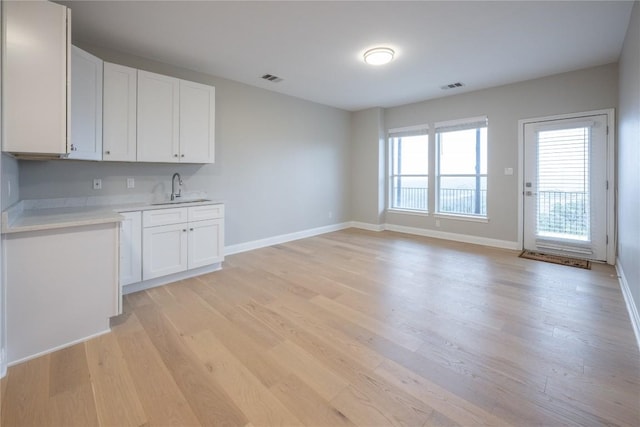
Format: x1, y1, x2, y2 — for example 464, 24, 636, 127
261, 74, 283, 83
440, 82, 465, 90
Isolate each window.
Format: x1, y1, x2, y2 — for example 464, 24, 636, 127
536, 126, 590, 240
389, 127, 429, 212
436, 117, 487, 217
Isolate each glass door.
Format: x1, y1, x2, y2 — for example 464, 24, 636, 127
523, 115, 608, 260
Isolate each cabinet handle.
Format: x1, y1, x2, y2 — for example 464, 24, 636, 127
181, 154, 185, 158
104, 150, 110, 155
189, 228, 194, 231
182, 229, 187, 232
174, 154, 179, 158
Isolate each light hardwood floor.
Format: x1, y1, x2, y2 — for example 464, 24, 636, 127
2, 229, 639, 426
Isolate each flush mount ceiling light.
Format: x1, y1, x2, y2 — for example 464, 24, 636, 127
363, 47, 394, 66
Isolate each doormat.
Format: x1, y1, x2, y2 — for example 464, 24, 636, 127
519, 250, 591, 270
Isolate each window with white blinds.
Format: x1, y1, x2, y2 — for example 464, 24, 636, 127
536, 126, 591, 241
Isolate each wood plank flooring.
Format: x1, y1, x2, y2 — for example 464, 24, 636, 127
2, 228, 639, 426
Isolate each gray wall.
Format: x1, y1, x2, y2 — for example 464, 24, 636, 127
618, 2, 640, 329
378, 64, 618, 243
350, 108, 385, 225
18, 44, 352, 246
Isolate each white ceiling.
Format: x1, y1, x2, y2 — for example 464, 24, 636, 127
58, 1, 634, 111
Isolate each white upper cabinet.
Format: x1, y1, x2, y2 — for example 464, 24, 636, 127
69, 46, 103, 160
180, 80, 215, 163
3, 0, 70, 156
137, 70, 180, 163
137, 70, 215, 164
103, 62, 137, 162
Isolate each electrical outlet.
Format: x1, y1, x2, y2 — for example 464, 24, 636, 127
504, 167, 514, 175
93, 178, 102, 190
127, 178, 135, 189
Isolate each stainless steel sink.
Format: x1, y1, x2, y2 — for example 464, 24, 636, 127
151, 198, 212, 206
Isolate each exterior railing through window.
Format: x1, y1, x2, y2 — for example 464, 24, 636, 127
392, 187, 429, 211
392, 188, 588, 236
537, 190, 589, 238
392, 187, 488, 215
439, 188, 487, 215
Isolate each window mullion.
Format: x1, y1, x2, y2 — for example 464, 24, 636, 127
475, 127, 481, 215
396, 138, 402, 207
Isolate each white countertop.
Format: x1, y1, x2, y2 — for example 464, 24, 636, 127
1, 196, 224, 234
2, 206, 123, 234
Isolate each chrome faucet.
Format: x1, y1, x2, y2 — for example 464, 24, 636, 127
171, 172, 183, 201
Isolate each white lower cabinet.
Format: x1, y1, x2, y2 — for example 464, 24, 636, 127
188, 219, 224, 269
140, 204, 224, 282
119, 211, 142, 286
5, 223, 119, 364
143, 223, 189, 280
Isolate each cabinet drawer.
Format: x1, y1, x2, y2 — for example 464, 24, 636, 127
188, 204, 224, 222
143, 207, 188, 227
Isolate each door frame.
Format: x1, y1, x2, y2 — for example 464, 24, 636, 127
517, 109, 616, 264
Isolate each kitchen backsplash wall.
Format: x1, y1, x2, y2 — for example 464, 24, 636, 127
18, 43, 352, 247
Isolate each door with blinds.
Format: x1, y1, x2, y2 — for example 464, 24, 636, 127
523, 114, 608, 261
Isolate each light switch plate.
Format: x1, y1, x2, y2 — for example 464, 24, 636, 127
127, 178, 135, 189
93, 179, 102, 190
504, 167, 514, 175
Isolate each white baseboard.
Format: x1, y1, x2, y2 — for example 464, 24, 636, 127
8, 328, 111, 367
350, 221, 385, 232
123, 262, 222, 295
384, 223, 519, 250
616, 259, 640, 352
223, 220, 518, 259
224, 222, 351, 256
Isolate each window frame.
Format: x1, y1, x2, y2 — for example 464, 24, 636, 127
387, 125, 430, 214
435, 116, 488, 219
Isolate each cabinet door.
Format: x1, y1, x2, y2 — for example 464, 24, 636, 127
143, 223, 188, 280
188, 219, 224, 269
69, 46, 103, 160
119, 211, 142, 287
4, 0, 69, 155
103, 63, 137, 161
137, 70, 180, 162
179, 80, 215, 163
